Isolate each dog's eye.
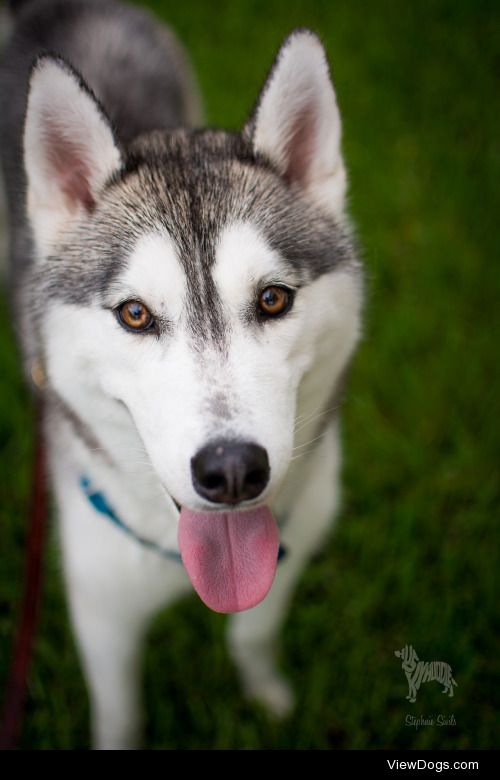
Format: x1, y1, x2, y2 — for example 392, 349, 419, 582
116, 300, 154, 332
257, 286, 293, 319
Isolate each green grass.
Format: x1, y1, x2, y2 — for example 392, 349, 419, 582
1, 0, 499, 749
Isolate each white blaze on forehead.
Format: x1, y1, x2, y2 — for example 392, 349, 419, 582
112, 232, 186, 319
213, 222, 286, 309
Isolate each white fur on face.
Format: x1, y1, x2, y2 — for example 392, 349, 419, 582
29, 35, 358, 514
107, 232, 187, 323
43, 223, 361, 512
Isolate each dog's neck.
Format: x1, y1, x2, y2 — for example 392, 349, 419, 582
46, 385, 182, 544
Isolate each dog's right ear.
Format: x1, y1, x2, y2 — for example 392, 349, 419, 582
24, 55, 122, 254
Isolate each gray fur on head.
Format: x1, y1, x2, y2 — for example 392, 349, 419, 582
0, 0, 360, 367
0, 0, 201, 312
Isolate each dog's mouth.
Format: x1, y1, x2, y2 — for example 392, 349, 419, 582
178, 505, 279, 614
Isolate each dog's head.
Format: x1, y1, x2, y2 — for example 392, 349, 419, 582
23, 30, 362, 612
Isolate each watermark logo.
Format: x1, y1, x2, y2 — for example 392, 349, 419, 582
405, 714, 456, 730
394, 644, 457, 703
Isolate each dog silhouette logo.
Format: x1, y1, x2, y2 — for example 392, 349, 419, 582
394, 645, 457, 703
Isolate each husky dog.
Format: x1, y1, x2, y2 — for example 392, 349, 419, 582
0, 0, 363, 749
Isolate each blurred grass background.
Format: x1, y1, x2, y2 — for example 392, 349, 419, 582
0, 0, 499, 749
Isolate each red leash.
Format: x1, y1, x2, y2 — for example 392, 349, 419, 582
0, 406, 48, 750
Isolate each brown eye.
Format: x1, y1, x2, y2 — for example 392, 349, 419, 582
257, 286, 293, 318
117, 300, 154, 332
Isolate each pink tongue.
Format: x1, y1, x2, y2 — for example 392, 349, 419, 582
178, 506, 279, 613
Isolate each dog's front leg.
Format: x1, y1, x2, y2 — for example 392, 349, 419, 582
53, 462, 165, 750
67, 583, 146, 750
227, 422, 341, 718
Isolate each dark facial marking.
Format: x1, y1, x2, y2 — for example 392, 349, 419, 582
37, 129, 357, 350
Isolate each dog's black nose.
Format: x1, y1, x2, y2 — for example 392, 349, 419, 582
191, 440, 270, 505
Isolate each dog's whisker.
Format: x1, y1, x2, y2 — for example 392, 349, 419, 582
293, 403, 342, 434
290, 448, 316, 462
293, 403, 323, 431
292, 432, 326, 452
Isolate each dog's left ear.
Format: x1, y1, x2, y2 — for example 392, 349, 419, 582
24, 55, 123, 254
245, 30, 345, 215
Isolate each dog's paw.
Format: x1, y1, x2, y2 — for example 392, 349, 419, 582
246, 675, 295, 719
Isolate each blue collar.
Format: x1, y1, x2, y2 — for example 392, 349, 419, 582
80, 475, 287, 564
80, 475, 183, 561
